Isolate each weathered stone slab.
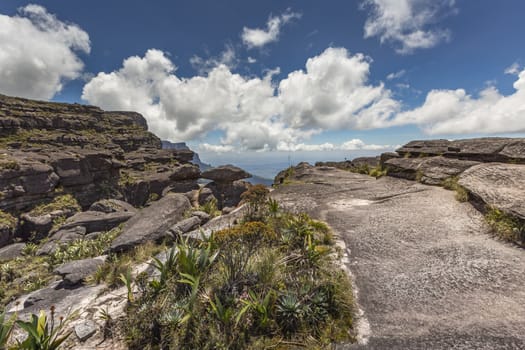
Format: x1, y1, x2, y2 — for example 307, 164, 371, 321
0, 243, 25, 261
59, 211, 134, 233
201, 165, 251, 182
385, 156, 479, 185
109, 193, 191, 253
54, 256, 106, 285
458, 163, 525, 220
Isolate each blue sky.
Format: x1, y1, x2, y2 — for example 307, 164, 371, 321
1, 1, 525, 174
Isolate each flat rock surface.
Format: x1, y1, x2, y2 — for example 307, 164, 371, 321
459, 163, 525, 220
272, 166, 525, 349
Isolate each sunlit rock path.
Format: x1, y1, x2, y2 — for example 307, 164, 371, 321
272, 166, 525, 350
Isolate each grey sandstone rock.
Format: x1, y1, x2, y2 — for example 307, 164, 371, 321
75, 320, 98, 341
109, 193, 191, 253
201, 165, 251, 182
54, 256, 106, 285
89, 199, 136, 214
458, 163, 525, 220
59, 211, 134, 233
385, 156, 480, 185
0, 243, 25, 261
166, 216, 201, 239
36, 227, 87, 256
191, 210, 211, 223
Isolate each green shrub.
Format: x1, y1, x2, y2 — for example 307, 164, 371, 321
241, 184, 270, 221
121, 206, 354, 348
368, 166, 387, 178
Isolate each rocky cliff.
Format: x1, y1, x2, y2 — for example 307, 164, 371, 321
0, 94, 199, 247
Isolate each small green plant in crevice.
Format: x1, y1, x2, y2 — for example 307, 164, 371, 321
50, 226, 122, 265
119, 267, 135, 304
368, 166, 387, 179
349, 163, 370, 175
415, 169, 424, 182
197, 198, 220, 217
441, 176, 469, 202
485, 207, 525, 244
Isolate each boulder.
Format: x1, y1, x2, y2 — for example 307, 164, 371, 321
384, 158, 426, 181
54, 256, 106, 286
204, 180, 250, 209
385, 156, 479, 185
191, 211, 211, 224
20, 207, 78, 241
352, 156, 380, 168
198, 187, 217, 206
380, 152, 400, 166
396, 139, 451, 157
109, 193, 192, 253
89, 199, 136, 214
166, 216, 201, 239
58, 211, 134, 233
416, 157, 480, 185
169, 163, 201, 181
36, 227, 87, 256
0, 243, 25, 261
458, 163, 525, 220
201, 165, 251, 183
75, 320, 98, 342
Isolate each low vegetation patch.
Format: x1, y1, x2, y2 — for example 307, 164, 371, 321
0, 225, 124, 307
441, 176, 469, 202
29, 194, 81, 216
0, 210, 17, 230
485, 207, 525, 244
348, 164, 386, 179
120, 191, 354, 349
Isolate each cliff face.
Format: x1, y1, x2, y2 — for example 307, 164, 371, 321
0, 94, 199, 244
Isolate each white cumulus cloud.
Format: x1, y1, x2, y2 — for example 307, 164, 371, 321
392, 68, 525, 134
0, 4, 90, 100
362, 0, 456, 54
278, 47, 400, 130
82, 47, 400, 151
242, 9, 301, 49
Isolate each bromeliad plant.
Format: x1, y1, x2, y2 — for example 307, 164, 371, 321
15, 307, 77, 350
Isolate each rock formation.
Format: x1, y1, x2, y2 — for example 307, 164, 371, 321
380, 138, 525, 237
0, 94, 202, 248
201, 164, 252, 209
